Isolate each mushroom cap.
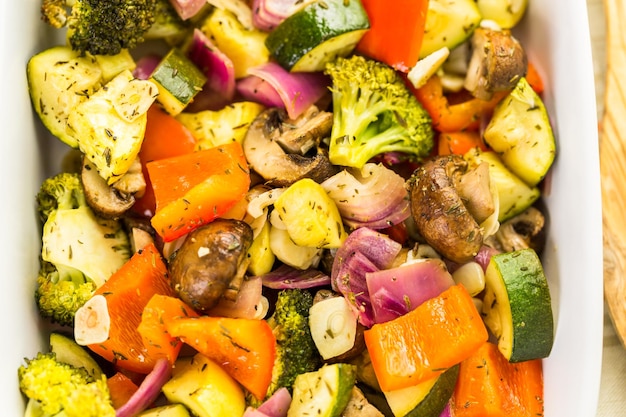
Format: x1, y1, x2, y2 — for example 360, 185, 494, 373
243, 106, 338, 187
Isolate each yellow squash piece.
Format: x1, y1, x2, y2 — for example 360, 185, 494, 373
177, 101, 265, 150
201, 8, 270, 79
67, 70, 157, 184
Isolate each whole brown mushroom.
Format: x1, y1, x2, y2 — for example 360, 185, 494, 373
408, 155, 494, 263
169, 218, 253, 312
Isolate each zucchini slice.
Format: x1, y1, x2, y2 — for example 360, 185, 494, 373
150, 48, 207, 116
419, 0, 482, 59
265, 0, 370, 72
483, 77, 556, 187
27, 46, 103, 148
384, 365, 459, 417
288, 363, 357, 417
482, 248, 554, 362
464, 148, 540, 222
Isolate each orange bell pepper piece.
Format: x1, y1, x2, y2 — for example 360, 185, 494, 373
164, 315, 276, 400
526, 61, 545, 95
132, 105, 197, 218
147, 141, 250, 242
437, 131, 490, 156
364, 284, 488, 392
451, 342, 544, 417
356, 0, 429, 72
412, 75, 507, 133
138, 294, 199, 365
107, 372, 139, 409
88, 243, 174, 374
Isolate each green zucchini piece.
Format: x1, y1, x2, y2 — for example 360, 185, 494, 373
419, 0, 482, 59
49, 332, 103, 379
483, 77, 556, 187
288, 363, 357, 417
150, 48, 207, 116
482, 248, 554, 362
384, 365, 459, 417
27, 46, 103, 148
94, 49, 136, 83
464, 148, 540, 222
265, 0, 370, 72
477, 0, 528, 29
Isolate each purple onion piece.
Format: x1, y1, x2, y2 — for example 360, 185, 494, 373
243, 408, 271, 417
260, 264, 331, 290
252, 0, 311, 31
236, 75, 284, 108
257, 387, 292, 417
331, 228, 402, 281
322, 164, 410, 230
169, 0, 207, 20
474, 245, 501, 272
332, 250, 379, 328
115, 358, 172, 417
186, 29, 236, 102
366, 259, 455, 324
133, 54, 161, 80
247, 62, 330, 119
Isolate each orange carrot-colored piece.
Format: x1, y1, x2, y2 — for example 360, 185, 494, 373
147, 141, 250, 242
88, 244, 174, 374
451, 341, 545, 417
356, 0, 429, 72
107, 372, 139, 409
132, 105, 197, 218
364, 284, 488, 392
412, 75, 506, 133
165, 316, 276, 400
138, 294, 199, 365
526, 61, 545, 95
438, 131, 490, 156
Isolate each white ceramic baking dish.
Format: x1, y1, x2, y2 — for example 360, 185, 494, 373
0, 0, 603, 415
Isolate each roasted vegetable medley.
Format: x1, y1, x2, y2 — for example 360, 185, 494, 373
20, 0, 557, 416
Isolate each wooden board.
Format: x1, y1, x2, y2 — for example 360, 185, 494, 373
600, 0, 626, 347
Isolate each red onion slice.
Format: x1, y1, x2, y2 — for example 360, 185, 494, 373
133, 54, 161, 80
243, 63, 330, 119
367, 259, 455, 323
115, 358, 172, 417
260, 264, 331, 289
322, 163, 410, 229
236, 75, 284, 108
257, 387, 292, 417
251, 0, 314, 31
169, 0, 207, 20
186, 29, 236, 102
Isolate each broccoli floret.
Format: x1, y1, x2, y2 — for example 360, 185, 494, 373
36, 172, 85, 224
41, 0, 157, 56
264, 289, 322, 400
35, 173, 131, 326
18, 352, 115, 417
144, 0, 191, 44
324, 55, 435, 169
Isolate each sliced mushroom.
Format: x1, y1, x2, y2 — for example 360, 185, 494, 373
464, 27, 528, 100
493, 206, 546, 252
408, 155, 483, 263
453, 161, 495, 224
243, 106, 338, 187
81, 156, 142, 219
